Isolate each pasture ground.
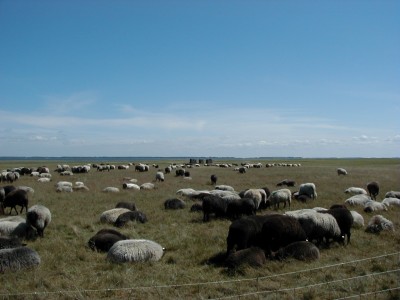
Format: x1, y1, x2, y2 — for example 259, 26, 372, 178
0, 158, 399, 299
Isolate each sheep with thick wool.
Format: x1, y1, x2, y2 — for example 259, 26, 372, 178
382, 197, 400, 208
269, 188, 291, 209
274, 241, 320, 261
345, 187, 368, 195
88, 229, 128, 252
365, 215, 394, 234
26, 205, 51, 237
100, 208, 131, 224
0, 246, 40, 272
107, 239, 164, 263
384, 191, 400, 199
363, 200, 388, 213
345, 194, 371, 206
298, 183, 317, 199
0, 236, 25, 249
0, 220, 38, 241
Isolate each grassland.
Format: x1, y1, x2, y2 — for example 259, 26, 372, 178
0, 158, 399, 299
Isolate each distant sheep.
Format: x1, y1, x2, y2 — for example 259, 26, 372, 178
176, 188, 196, 198
274, 241, 320, 261
210, 174, 217, 185
26, 205, 51, 237
365, 215, 394, 234
107, 239, 164, 263
103, 187, 120, 193
115, 201, 137, 211
382, 197, 400, 208
122, 183, 140, 190
56, 185, 73, 192
367, 181, 379, 200
0, 247, 40, 272
114, 211, 148, 227
215, 185, 235, 192
345, 194, 371, 206
37, 178, 51, 183
2, 189, 29, 215
298, 183, 317, 199
88, 229, 128, 252
345, 187, 368, 195
384, 191, 400, 199
164, 198, 186, 210
276, 179, 296, 187
140, 183, 155, 190
225, 247, 266, 269
100, 208, 131, 224
337, 168, 347, 175
155, 172, 165, 182
269, 189, 291, 209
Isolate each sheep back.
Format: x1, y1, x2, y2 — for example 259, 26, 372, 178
107, 239, 164, 263
100, 208, 131, 224
225, 247, 266, 269
274, 241, 320, 261
26, 204, 51, 237
0, 247, 40, 272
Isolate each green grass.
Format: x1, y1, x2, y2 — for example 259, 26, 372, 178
0, 158, 399, 299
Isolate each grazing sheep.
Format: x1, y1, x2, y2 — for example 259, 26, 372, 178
274, 241, 320, 261
350, 211, 364, 228
269, 189, 291, 209
384, 191, 400, 199
238, 167, 246, 174
107, 239, 164, 263
215, 185, 235, 192
345, 187, 368, 195
345, 194, 371, 206
293, 193, 312, 203
122, 183, 140, 190
226, 198, 256, 220
259, 214, 307, 256
210, 190, 241, 201
176, 188, 196, 198
202, 195, 230, 222
26, 205, 51, 237
365, 215, 394, 233
56, 185, 73, 192
140, 183, 155, 190
367, 181, 379, 200
100, 208, 131, 224
298, 183, 317, 199
337, 168, 347, 176
277, 179, 296, 187
88, 229, 128, 252
155, 172, 165, 182
103, 187, 120, 193
363, 200, 388, 213
0, 236, 25, 249
0, 221, 38, 241
164, 198, 186, 210
114, 211, 148, 227
382, 197, 400, 208
243, 189, 264, 209
225, 247, 266, 269
37, 177, 51, 183
16, 186, 34, 195
190, 202, 203, 212
210, 174, 217, 185
73, 185, 89, 192
115, 201, 137, 211
0, 247, 40, 272
320, 207, 354, 244
2, 189, 29, 215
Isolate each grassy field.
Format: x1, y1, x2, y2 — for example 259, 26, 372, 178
0, 158, 399, 299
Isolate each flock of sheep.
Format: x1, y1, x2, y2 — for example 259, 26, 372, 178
0, 162, 399, 273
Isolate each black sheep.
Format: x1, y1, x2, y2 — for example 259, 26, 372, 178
164, 198, 186, 210
114, 211, 148, 227
321, 207, 354, 245
226, 198, 256, 220
202, 195, 228, 222
225, 247, 266, 269
367, 181, 379, 200
88, 229, 128, 252
115, 201, 137, 211
2, 189, 29, 215
274, 241, 320, 261
0, 236, 25, 249
210, 174, 217, 185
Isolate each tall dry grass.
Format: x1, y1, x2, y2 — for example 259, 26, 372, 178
0, 158, 399, 299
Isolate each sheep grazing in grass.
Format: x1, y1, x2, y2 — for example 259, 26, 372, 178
345, 194, 371, 207
26, 205, 51, 237
320, 207, 354, 244
345, 187, 368, 195
276, 179, 296, 187
114, 211, 148, 227
210, 174, 217, 185
243, 189, 264, 209
298, 183, 317, 199
16, 186, 34, 195
0, 220, 38, 241
155, 171, 165, 182
122, 183, 140, 190
225, 247, 266, 269
337, 168, 347, 176
365, 215, 394, 234
176, 188, 196, 198
215, 185, 235, 192
364, 200, 388, 213
384, 191, 400, 199
269, 189, 291, 209
350, 211, 364, 228
202, 195, 229, 222
37, 177, 51, 183
115, 201, 137, 211
0, 236, 25, 249
107, 239, 165, 263
140, 183, 155, 190
0, 247, 40, 272
103, 187, 120, 193
2, 189, 29, 215
274, 241, 320, 261
367, 181, 379, 200
382, 197, 400, 208
100, 208, 131, 224
164, 198, 186, 210
88, 229, 128, 252
226, 198, 256, 220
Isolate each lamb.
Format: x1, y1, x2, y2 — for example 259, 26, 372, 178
115, 201, 137, 211
337, 168, 347, 175
0, 247, 40, 272
344, 194, 371, 206
2, 189, 29, 215
274, 241, 320, 261
381, 197, 400, 208
56, 185, 73, 192
100, 208, 131, 224
103, 187, 120, 193
0, 220, 38, 241
26, 205, 51, 237
367, 181, 379, 200
268, 189, 291, 209
345, 187, 368, 195
0, 236, 25, 249
164, 198, 186, 210
107, 239, 164, 263
88, 229, 128, 252
363, 200, 388, 213
122, 183, 140, 190
384, 191, 400, 199
365, 215, 394, 234
298, 183, 317, 199
225, 247, 266, 269
114, 211, 148, 227
155, 171, 165, 182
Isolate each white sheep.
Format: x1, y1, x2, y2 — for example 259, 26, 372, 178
269, 188, 292, 209
176, 188, 197, 198
37, 178, 51, 183
73, 185, 89, 192
365, 215, 394, 233
140, 183, 155, 190
210, 190, 240, 201
107, 239, 164, 263
384, 191, 400, 199
122, 183, 140, 190
100, 208, 131, 224
26, 205, 51, 237
103, 187, 120, 193
155, 172, 165, 182
298, 183, 317, 199
243, 189, 264, 209
0, 247, 41, 272
215, 185, 235, 192
56, 185, 73, 192
350, 211, 364, 228
337, 168, 347, 175
39, 173, 52, 178
363, 200, 388, 212
16, 186, 34, 195
382, 197, 400, 208
344, 187, 368, 195
0, 220, 38, 240
344, 194, 371, 206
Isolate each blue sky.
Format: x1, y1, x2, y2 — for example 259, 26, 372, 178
0, 1, 399, 157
